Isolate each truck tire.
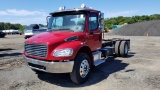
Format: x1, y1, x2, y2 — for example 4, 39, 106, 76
24, 36, 27, 39
115, 41, 121, 56
70, 53, 91, 84
25, 36, 30, 39
120, 41, 129, 57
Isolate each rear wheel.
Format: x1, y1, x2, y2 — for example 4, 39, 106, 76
120, 41, 129, 57
115, 41, 121, 56
70, 53, 91, 84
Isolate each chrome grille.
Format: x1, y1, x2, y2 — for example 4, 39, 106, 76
25, 43, 47, 57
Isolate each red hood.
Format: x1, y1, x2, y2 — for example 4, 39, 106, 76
25, 31, 85, 45
24, 31, 86, 60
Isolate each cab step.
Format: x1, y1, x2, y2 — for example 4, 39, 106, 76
92, 51, 105, 66
94, 59, 105, 66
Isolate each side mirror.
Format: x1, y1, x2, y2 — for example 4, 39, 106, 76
99, 18, 104, 30
99, 13, 104, 30
99, 18, 104, 25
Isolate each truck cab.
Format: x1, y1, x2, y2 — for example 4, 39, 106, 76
24, 4, 130, 84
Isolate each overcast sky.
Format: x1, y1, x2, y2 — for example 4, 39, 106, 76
0, 0, 160, 25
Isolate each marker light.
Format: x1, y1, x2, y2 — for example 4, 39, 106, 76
59, 7, 63, 11
59, 6, 65, 11
90, 7, 93, 9
81, 4, 86, 8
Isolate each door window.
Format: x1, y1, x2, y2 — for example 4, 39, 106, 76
89, 13, 98, 30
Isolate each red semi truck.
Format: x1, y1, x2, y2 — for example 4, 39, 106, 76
24, 4, 130, 84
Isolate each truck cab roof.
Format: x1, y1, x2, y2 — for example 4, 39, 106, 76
50, 8, 100, 15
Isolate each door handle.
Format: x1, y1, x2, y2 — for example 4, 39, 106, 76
90, 32, 94, 35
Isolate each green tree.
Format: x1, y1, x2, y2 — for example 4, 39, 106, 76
19, 25, 27, 30
5, 23, 11, 30
0, 22, 5, 30
0, 22, 27, 31
104, 14, 160, 30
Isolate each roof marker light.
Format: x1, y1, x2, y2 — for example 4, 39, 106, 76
59, 7, 63, 11
81, 4, 86, 8
59, 6, 65, 11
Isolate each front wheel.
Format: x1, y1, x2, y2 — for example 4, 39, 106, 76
70, 53, 91, 84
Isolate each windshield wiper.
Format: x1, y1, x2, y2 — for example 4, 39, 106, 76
57, 28, 74, 32
48, 28, 74, 32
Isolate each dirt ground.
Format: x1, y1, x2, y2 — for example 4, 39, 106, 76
0, 35, 160, 90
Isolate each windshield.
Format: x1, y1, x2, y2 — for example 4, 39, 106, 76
48, 11, 86, 32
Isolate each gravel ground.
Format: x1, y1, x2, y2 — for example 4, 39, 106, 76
108, 20, 160, 36
0, 35, 160, 90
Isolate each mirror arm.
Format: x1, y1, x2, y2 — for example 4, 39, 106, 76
46, 16, 51, 27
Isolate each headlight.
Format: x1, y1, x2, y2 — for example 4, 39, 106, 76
53, 48, 73, 57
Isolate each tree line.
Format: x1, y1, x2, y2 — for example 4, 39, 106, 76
1, 14, 160, 31
104, 14, 160, 30
0, 22, 26, 31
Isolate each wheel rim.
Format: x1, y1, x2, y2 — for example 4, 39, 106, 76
124, 44, 128, 54
80, 59, 90, 78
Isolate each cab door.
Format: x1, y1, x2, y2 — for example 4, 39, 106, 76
86, 12, 102, 51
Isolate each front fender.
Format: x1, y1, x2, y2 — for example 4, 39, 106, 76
48, 41, 88, 61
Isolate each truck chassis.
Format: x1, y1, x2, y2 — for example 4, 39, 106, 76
24, 4, 131, 84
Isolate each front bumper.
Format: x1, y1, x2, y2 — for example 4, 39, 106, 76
24, 56, 74, 73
